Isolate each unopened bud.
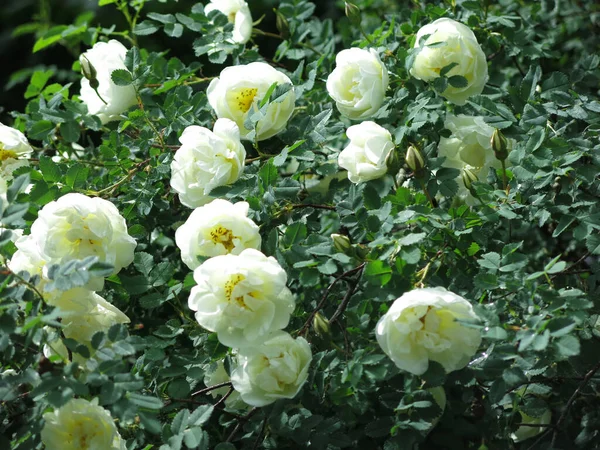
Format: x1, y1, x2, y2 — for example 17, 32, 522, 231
331, 233, 352, 254
490, 129, 508, 161
274, 9, 290, 39
405, 145, 425, 175
79, 55, 97, 82
345, 2, 361, 27
385, 147, 400, 174
461, 168, 478, 192
313, 312, 331, 338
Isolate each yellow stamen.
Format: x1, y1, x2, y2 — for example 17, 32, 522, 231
235, 88, 258, 113
209, 226, 237, 252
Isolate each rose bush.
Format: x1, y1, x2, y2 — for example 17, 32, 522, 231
1, 0, 600, 449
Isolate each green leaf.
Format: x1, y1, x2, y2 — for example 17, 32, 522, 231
65, 164, 89, 188
134, 20, 160, 36
447, 75, 468, 88
554, 335, 580, 358
432, 76, 448, 93
39, 156, 61, 183
111, 69, 133, 86
128, 393, 164, 410
189, 405, 214, 426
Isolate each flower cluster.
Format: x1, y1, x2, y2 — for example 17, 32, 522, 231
176, 200, 311, 406
327, 18, 491, 200
9, 193, 136, 363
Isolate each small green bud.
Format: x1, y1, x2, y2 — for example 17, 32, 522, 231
405, 145, 425, 175
385, 147, 401, 175
331, 233, 352, 254
461, 167, 478, 193
79, 55, 97, 82
490, 129, 509, 161
344, 2, 362, 27
313, 312, 331, 338
274, 9, 290, 39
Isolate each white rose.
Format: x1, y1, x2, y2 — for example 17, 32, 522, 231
205, 0, 253, 44
438, 114, 514, 205
170, 119, 246, 208
28, 193, 137, 290
204, 359, 246, 408
338, 121, 394, 183
410, 18, 488, 105
375, 287, 481, 376
9, 234, 46, 287
326, 48, 389, 120
187, 248, 295, 348
175, 199, 261, 270
60, 291, 130, 346
0, 123, 33, 180
230, 331, 312, 407
79, 40, 137, 124
207, 62, 296, 141
41, 398, 125, 450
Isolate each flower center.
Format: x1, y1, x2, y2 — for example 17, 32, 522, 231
228, 12, 236, 23
0, 147, 18, 161
209, 225, 236, 252
224, 273, 248, 308
235, 88, 258, 113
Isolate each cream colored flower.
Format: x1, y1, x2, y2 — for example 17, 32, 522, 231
170, 119, 246, 208
338, 121, 394, 183
326, 48, 389, 120
410, 18, 488, 105
230, 331, 312, 406
187, 249, 295, 348
375, 287, 481, 375
207, 62, 296, 141
175, 199, 261, 270
60, 291, 130, 346
28, 193, 137, 291
41, 398, 125, 450
0, 123, 32, 180
205, 0, 253, 44
438, 114, 514, 204
79, 40, 137, 124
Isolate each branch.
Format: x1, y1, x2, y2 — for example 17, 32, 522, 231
298, 263, 366, 336
190, 381, 232, 398
226, 407, 259, 442
550, 359, 600, 447
329, 264, 366, 324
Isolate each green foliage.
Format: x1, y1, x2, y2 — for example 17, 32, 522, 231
2, 0, 600, 449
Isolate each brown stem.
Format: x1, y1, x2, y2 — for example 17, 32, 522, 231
329, 264, 366, 324
190, 381, 232, 398
298, 263, 366, 336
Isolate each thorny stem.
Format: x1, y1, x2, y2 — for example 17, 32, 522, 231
93, 158, 150, 197
144, 76, 216, 88
2, 267, 45, 303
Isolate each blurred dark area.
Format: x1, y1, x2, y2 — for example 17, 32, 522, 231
0, 0, 342, 125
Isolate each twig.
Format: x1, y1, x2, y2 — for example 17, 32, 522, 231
329, 264, 366, 324
252, 417, 268, 450
190, 381, 232, 398
291, 203, 336, 211
298, 263, 366, 336
213, 387, 234, 409
550, 359, 600, 447
226, 407, 259, 442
